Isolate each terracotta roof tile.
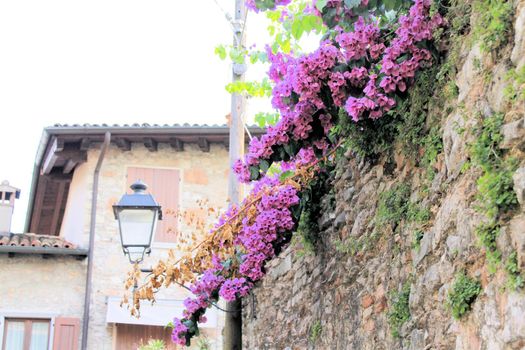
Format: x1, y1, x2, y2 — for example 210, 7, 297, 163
0, 234, 76, 249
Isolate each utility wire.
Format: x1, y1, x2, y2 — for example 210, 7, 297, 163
212, 0, 235, 27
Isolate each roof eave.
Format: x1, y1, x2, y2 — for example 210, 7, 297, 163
0, 245, 88, 257
44, 125, 264, 136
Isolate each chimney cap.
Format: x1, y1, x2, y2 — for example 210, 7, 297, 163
0, 181, 21, 199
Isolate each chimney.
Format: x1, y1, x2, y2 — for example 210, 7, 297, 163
0, 180, 20, 235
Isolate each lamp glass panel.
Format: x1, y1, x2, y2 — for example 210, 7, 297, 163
127, 246, 146, 263
118, 209, 156, 247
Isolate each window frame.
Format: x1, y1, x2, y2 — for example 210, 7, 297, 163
0, 312, 56, 350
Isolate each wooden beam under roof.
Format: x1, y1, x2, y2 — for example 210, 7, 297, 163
169, 137, 184, 151
80, 137, 91, 151
144, 138, 158, 152
49, 181, 66, 235
30, 176, 47, 233
41, 138, 64, 175
116, 138, 131, 151
63, 159, 77, 174
42, 138, 87, 175
198, 138, 210, 152
29, 172, 72, 235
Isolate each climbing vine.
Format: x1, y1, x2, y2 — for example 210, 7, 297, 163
123, 0, 443, 346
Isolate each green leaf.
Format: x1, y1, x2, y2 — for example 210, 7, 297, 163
260, 159, 271, 173
266, 9, 281, 22
221, 258, 232, 269
316, 0, 328, 11
254, 113, 266, 128
214, 45, 227, 60
383, 0, 398, 11
229, 47, 246, 64
249, 165, 260, 180
283, 143, 293, 157
291, 19, 303, 40
254, 112, 279, 127
257, 0, 276, 11
367, 0, 378, 8
344, 0, 362, 9
279, 170, 295, 182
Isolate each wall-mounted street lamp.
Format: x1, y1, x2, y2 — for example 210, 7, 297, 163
113, 180, 162, 264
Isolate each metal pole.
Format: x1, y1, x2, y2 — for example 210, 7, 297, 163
224, 0, 246, 348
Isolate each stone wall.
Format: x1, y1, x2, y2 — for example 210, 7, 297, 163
243, 1, 525, 349
0, 255, 86, 348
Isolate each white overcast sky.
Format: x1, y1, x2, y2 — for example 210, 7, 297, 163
0, 0, 278, 232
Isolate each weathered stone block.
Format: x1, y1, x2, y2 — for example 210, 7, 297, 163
361, 294, 374, 308
511, 1, 525, 68
500, 118, 525, 149
270, 254, 292, 279
513, 167, 525, 208
487, 63, 510, 113
408, 329, 426, 350
501, 292, 525, 343
443, 113, 469, 179
457, 43, 482, 102
509, 214, 525, 269
413, 231, 432, 266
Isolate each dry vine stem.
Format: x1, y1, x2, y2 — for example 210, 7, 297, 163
122, 142, 342, 316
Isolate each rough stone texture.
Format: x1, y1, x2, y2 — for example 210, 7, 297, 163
514, 167, 525, 207
456, 42, 482, 103
509, 215, 525, 269
501, 118, 525, 150
511, 1, 525, 68
487, 63, 510, 114
443, 112, 470, 180
243, 3, 525, 349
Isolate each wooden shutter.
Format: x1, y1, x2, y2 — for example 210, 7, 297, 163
126, 167, 180, 243
52, 317, 79, 350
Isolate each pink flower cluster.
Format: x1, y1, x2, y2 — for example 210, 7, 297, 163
335, 17, 381, 61
237, 183, 299, 279
344, 0, 441, 121
219, 278, 252, 301
171, 167, 300, 345
233, 0, 442, 182
233, 42, 340, 183
171, 319, 188, 346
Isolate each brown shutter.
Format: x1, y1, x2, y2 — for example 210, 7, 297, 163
127, 167, 180, 243
52, 317, 80, 350
115, 324, 178, 350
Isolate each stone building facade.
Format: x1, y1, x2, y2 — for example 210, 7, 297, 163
0, 124, 259, 350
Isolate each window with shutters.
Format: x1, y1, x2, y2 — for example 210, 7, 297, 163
2, 318, 50, 350
126, 167, 180, 243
